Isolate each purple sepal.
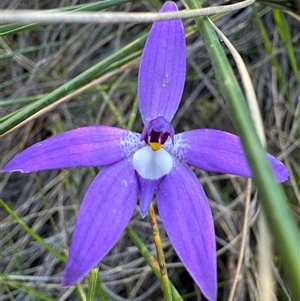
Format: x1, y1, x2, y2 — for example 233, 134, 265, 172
2, 126, 141, 173
157, 161, 217, 301
172, 129, 289, 183
138, 1, 186, 124
61, 158, 138, 286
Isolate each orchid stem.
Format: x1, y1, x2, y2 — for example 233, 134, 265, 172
148, 203, 172, 301
126, 226, 183, 301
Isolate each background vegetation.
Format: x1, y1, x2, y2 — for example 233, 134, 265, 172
1, 0, 299, 300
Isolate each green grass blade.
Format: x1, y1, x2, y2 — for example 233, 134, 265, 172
127, 96, 139, 131
0, 24, 38, 36
0, 35, 146, 135
61, 0, 135, 12
0, 273, 56, 301
100, 90, 126, 128
0, 107, 23, 123
0, 41, 66, 60
257, 0, 299, 12
186, 0, 300, 299
273, 8, 300, 89
75, 283, 87, 301
252, 5, 291, 103
0, 94, 47, 107
0, 198, 66, 262
87, 268, 99, 301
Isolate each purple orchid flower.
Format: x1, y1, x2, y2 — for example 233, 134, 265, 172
2, 2, 289, 301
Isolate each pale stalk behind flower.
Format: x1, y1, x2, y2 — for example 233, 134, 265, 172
258, 213, 274, 301
0, 0, 255, 24
227, 180, 252, 301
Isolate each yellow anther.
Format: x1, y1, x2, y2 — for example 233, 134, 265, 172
150, 142, 163, 151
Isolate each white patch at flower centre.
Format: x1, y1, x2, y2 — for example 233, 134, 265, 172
133, 146, 173, 180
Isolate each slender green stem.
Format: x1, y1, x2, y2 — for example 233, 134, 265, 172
186, 0, 300, 299
75, 283, 87, 301
148, 203, 172, 301
0, 198, 65, 262
100, 90, 126, 128
87, 267, 99, 301
127, 96, 139, 131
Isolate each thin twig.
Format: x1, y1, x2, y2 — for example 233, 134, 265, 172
0, 0, 255, 24
258, 213, 274, 301
228, 180, 252, 301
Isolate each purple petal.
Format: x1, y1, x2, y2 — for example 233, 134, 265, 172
135, 172, 165, 218
157, 161, 217, 301
62, 158, 138, 286
166, 129, 289, 183
2, 126, 143, 173
138, 1, 186, 124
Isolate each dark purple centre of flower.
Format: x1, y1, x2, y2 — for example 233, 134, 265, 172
141, 116, 174, 151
